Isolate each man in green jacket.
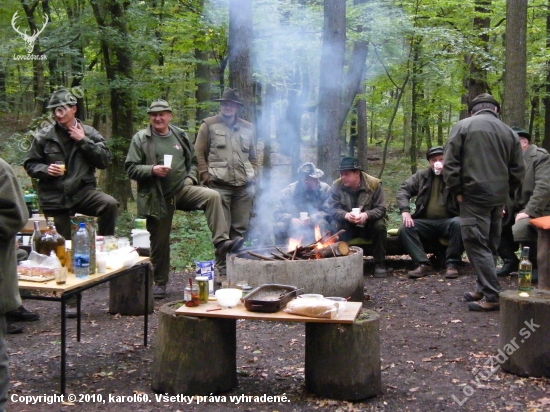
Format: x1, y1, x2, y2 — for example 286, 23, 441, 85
125, 100, 243, 299
444, 93, 525, 312
397, 146, 462, 279
325, 157, 388, 277
497, 127, 550, 282
0, 157, 28, 412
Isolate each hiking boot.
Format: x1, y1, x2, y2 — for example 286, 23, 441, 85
153, 284, 167, 299
463, 291, 483, 302
215, 236, 245, 258
6, 305, 39, 322
7, 323, 23, 334
497, 258, 519, 277
373, 264, 388, 278
468, 300, 500, 312
444, 266, 459, 279
408, 264, 433, 279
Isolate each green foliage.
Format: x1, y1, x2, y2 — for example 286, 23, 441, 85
170, 211, 215, 270
114, 209, 135, 238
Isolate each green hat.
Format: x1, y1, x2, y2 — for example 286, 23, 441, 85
147, 99, 172, 114
426, 146, 444, 160
512, 126, 531, 141
46, 89, 77, 109
214, 87, 243, 106
468, 93, 500, 112
337, 156, 363, 171
298, 162, 324, 179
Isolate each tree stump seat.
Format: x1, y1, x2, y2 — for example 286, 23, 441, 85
108, 263, 153, 315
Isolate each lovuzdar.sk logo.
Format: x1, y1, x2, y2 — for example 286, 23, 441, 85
11, 10, 48, 60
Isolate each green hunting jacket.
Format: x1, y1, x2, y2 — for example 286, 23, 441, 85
125, 124, 197, 220
513, 144, 550, 218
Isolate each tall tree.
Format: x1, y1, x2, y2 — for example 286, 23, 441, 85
543, 0, 550, 151
502, 0, 527, 126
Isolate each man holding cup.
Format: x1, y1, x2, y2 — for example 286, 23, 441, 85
125, 99, 244, 299
396, 146, 463, 279
23, 88, 119, 240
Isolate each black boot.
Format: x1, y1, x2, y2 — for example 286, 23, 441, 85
497, 257, 519, 277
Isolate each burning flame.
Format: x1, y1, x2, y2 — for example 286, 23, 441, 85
314, 225, 322, 241
287, 237, 302, 252
287, 225, 335, 252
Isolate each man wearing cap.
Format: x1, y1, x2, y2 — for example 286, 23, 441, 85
126, 99, 243, 299
397, 146, 462, 279
24, 89, 119, 240
273, 162, 331, 245
497, 126, 550, 281
325, 156, 388, 277
444, 93, 525, 312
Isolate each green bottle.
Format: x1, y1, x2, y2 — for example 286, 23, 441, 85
518, 246, 532, 292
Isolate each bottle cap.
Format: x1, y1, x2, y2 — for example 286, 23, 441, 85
79, 222, 86, 228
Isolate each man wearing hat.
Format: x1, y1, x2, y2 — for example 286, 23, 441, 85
444, 93, 525, 311
126, 99, 243, 299
24, 88, 119, 240
325, 156, 388, 277
195, 88, 257, 274
273, 162, 331, 245
396, 146, 462, 279
497, 126, 550, 281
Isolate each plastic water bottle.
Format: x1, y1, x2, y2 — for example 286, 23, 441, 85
73, 222, 90, 279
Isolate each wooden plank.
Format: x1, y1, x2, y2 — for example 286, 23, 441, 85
175, 301, 362, 324
17, 257, 150, 293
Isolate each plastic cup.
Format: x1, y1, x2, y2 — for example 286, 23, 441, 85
352, 208, 361, 216
300, 212, 308, 221
55, 160, 66, 174
163, 154, 173, 168
96, 252, 108, 273
55, 267, 67, 284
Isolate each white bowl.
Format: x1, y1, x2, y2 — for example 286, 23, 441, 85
215, 288, 242, 307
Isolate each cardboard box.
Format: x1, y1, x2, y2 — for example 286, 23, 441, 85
70, 216, 96, 275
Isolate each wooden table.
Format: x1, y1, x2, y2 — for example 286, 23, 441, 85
18, 257, 151, 394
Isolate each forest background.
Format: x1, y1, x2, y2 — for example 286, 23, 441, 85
0, 0, 545, 267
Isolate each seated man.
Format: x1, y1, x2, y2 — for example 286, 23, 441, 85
497, 127, 550, 282
325, 157, 388, 277
273, 162, 331, 245
396, 146, 462, 279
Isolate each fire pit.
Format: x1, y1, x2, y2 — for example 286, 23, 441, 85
227, 246, 364, 302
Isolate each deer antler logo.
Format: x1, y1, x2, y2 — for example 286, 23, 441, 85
11, 11, 49, 54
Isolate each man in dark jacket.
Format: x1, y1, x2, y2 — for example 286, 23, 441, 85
125, 100, 243, 299
444, 93, 525, 312
325, 157, 388, 277
497, 127, 550, 282
0, 157, 28, 412
273, 162, 331, 245
23, 89, 119, 240
397, 146, 462, 279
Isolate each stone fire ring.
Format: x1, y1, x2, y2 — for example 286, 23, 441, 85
227, 246, 364, 302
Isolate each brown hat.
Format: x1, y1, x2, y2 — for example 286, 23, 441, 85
147, 99, 172, 114
214, 87, 243, 106
468, 93, 500, 112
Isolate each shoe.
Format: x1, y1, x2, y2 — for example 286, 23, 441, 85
215, 237, 245, 258
153, 284, 166, 299
408, 264, 433, 279
444, 266, 459, 279
497, 258, 519, 277
463, 291, 483, 302
373, 264, 388, 278
468, 300, 500, 312
7, 323, 24, 334
6, 305, 39, 322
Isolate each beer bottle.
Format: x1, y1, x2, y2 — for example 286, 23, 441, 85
31, 220, 41, 253
518, 246, 532, 292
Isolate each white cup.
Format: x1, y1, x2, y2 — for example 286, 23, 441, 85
352, 208, 361, 216
300, 212, 308, 221
434, 161, 443, 175
163, 154, 173, 168
96, 252, 108, 273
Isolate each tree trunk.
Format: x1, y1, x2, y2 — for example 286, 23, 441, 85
543, 0, 550, 151
356, 81, 367, 162
502, 0, 527, 126
317, 0, 346, 181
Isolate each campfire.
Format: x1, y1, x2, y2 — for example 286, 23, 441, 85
247, 228, 350, 261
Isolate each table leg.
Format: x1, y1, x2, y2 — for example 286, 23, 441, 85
60, 296, 67, 395
76, 293, 82, 342
144, 264, 149, 347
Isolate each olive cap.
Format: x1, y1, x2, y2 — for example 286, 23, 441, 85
468, 93, 500, 112
46, 89, 77, 109
337, 156, 363, 171
426, 146, 444, 160
298, 162, 324, 179
511, 126, 531, 141
147, 99, 173, 114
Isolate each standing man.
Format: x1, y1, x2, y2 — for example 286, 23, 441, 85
444, 93, 525, 312
325, 157, 388, 277
0, 157, 28, 412
273, 162, 331, 245
397, 146, 463, 279
126, 99, 243, 299
497, 127, 550, 282
23, 89, 119, 240
195, 87, 257, 274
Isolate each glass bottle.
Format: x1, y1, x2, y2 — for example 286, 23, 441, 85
35, 218, 67, 267
31, 220, 41, 253
196, 276, 209, 304
518, 246, 532, 292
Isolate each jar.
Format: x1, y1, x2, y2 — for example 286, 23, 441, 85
184, 284, 199, 303
117, 236, 130, 249
196, 276, 209, 304
105, 236, 118, 251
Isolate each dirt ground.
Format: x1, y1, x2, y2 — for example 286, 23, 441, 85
6, 258, 550, 412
